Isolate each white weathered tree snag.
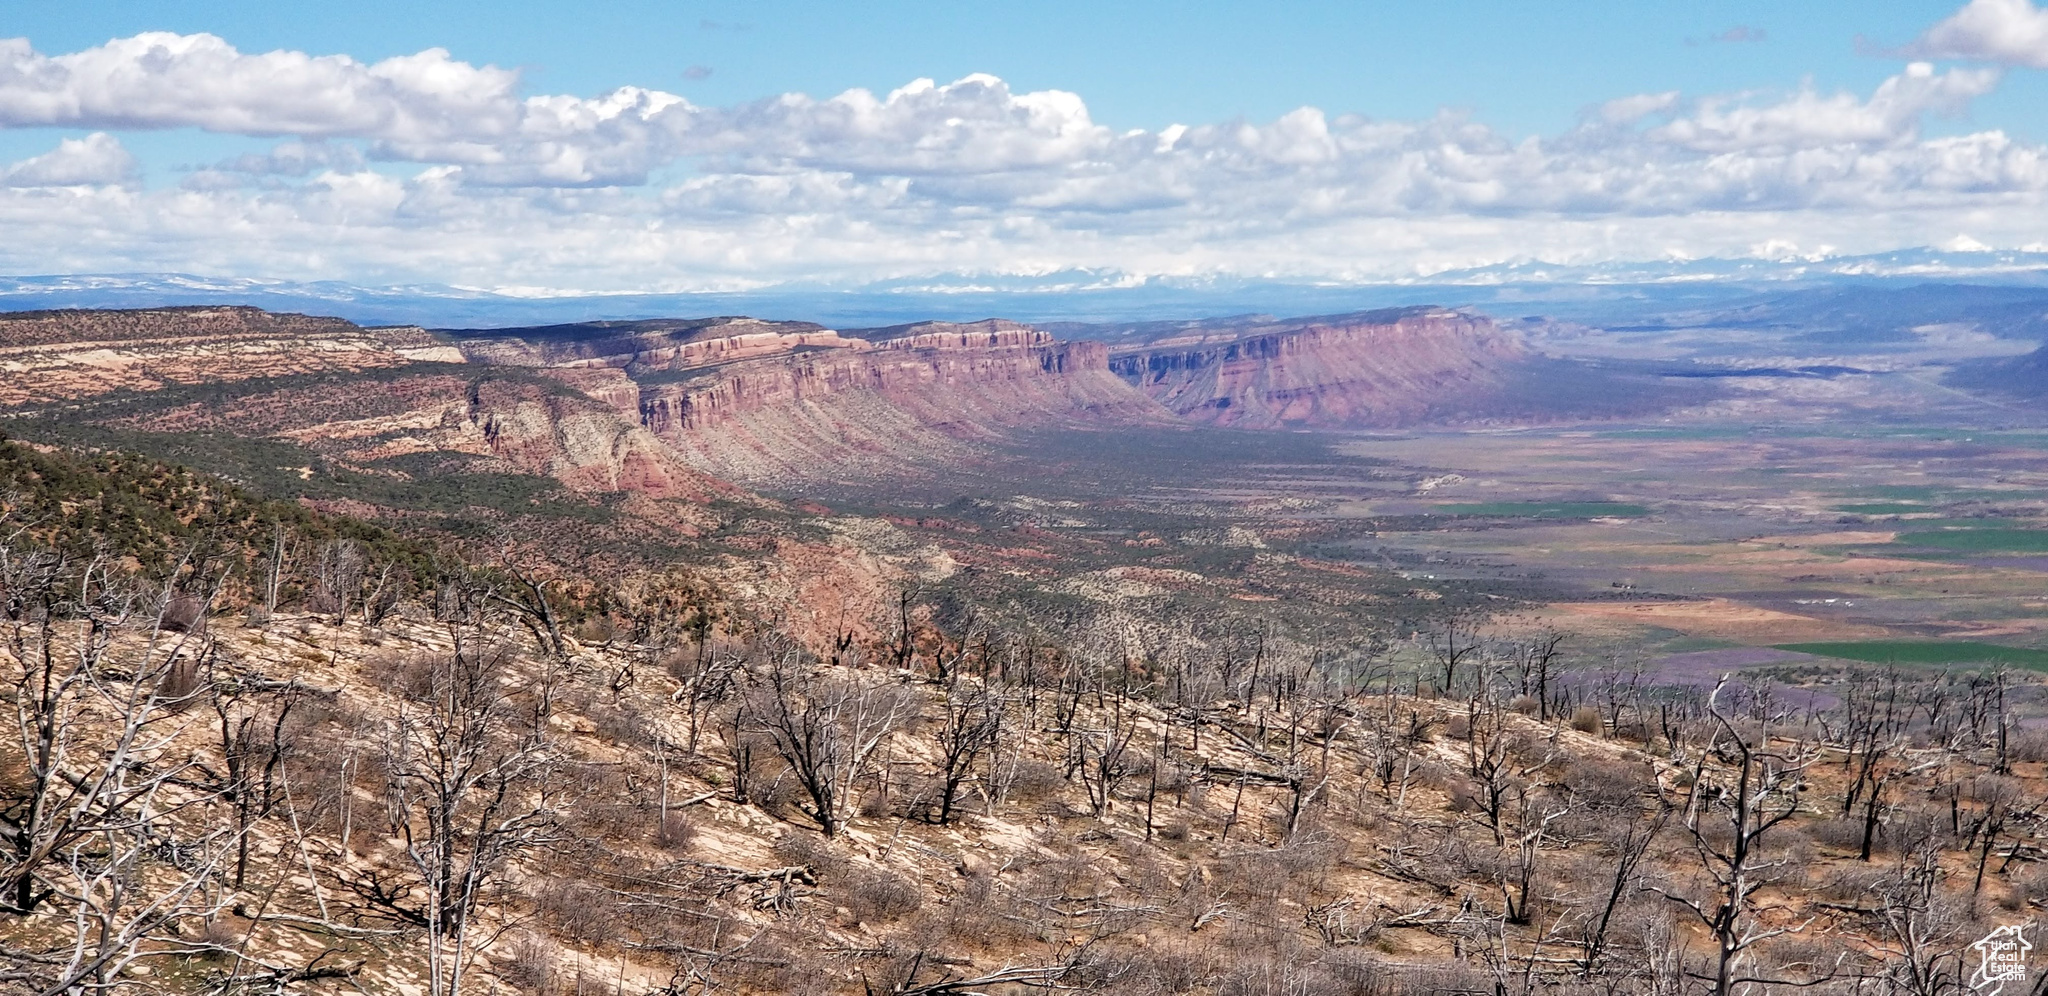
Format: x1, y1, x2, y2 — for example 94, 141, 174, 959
1648, 677, 1823, 996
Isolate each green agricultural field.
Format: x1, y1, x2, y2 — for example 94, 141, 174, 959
1896, 528, 2048, 554
1434, 501, 1651, 519
1597, 426, 1758, 441
1835, 502, 1928, 514
1855, 485, 1946, 500
1774, 641, 2048, 670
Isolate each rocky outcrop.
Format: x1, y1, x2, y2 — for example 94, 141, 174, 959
107, 366, 725, 502
461, 378, 727, 499
636, 329, 1129, 433
1106, 307, 1522, 428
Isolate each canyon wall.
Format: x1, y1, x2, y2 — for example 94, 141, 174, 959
0, 305, 1538, 492
450, 316, 842, 371
459, 377, 729, 500
1105, 307, 1522, 429
464, 318, 1170, 484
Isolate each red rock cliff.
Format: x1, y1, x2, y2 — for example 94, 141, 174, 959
1106, 308, 1521, 428
635, 324, 1164, 482
457, 318, 1167, 483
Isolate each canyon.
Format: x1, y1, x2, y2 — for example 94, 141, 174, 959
0, 305, 1526, 494
0, 302, 1547, 657
443, 307, 1537, 482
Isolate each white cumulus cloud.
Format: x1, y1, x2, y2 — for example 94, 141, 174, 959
1, 132, 137, 187
0, 33, 693, 185
0, 30, 2041, 287
1908, 0, 2048, 68
0, 33, 521, 138
684, 74, 1113, 175
1649, 64, 1998, 153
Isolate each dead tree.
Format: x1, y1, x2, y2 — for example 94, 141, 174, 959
1575, 804, 1665, 976
743, 644, 910, 836
1514, 629, 1567, 721
1955, 774, 2033, 893
0, 550, 243, 993
1869, 841, 1970, 996
664, 643, 741, 757
489, 558, 571, 662
1426, 607, 1487, 697
1834, 668, 1908, 861
213, 682, 300, 888
1464, 703, 1553, 848
309, 539, 367, 626
258, 519, 288, 619
368, 641, 565, 996
1076, 692, 1138, 818
930, 678, 1003, 825
1365, 702, 1433, 805
1499, 790, 1567, 926
1650, 678, 1822, 996
1265, 672, 1346, 840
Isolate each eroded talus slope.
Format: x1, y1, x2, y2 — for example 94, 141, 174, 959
1106, 307, 1522, 428
0, 306, 458, 405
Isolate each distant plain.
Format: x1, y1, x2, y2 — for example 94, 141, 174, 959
808, 301, 2048, 680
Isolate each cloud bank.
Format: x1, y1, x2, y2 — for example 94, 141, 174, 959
0, 15, 2045, 291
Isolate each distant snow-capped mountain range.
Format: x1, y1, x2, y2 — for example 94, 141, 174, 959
4, 248, 2047, 328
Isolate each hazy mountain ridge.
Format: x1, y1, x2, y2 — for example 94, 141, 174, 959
1949, 343, 2048, 399
8, 247, 2048, 328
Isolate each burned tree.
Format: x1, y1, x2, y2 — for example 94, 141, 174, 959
930, 677, 1003, 825
742, 644, 912, 836
0, 550, 243, 993
1425, 607, 1488, 697
361, 641, 565, 996
1651, 679, 1824, 996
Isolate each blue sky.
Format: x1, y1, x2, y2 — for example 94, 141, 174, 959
10, 1, 2004, 135
3, 1, 2048, 291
